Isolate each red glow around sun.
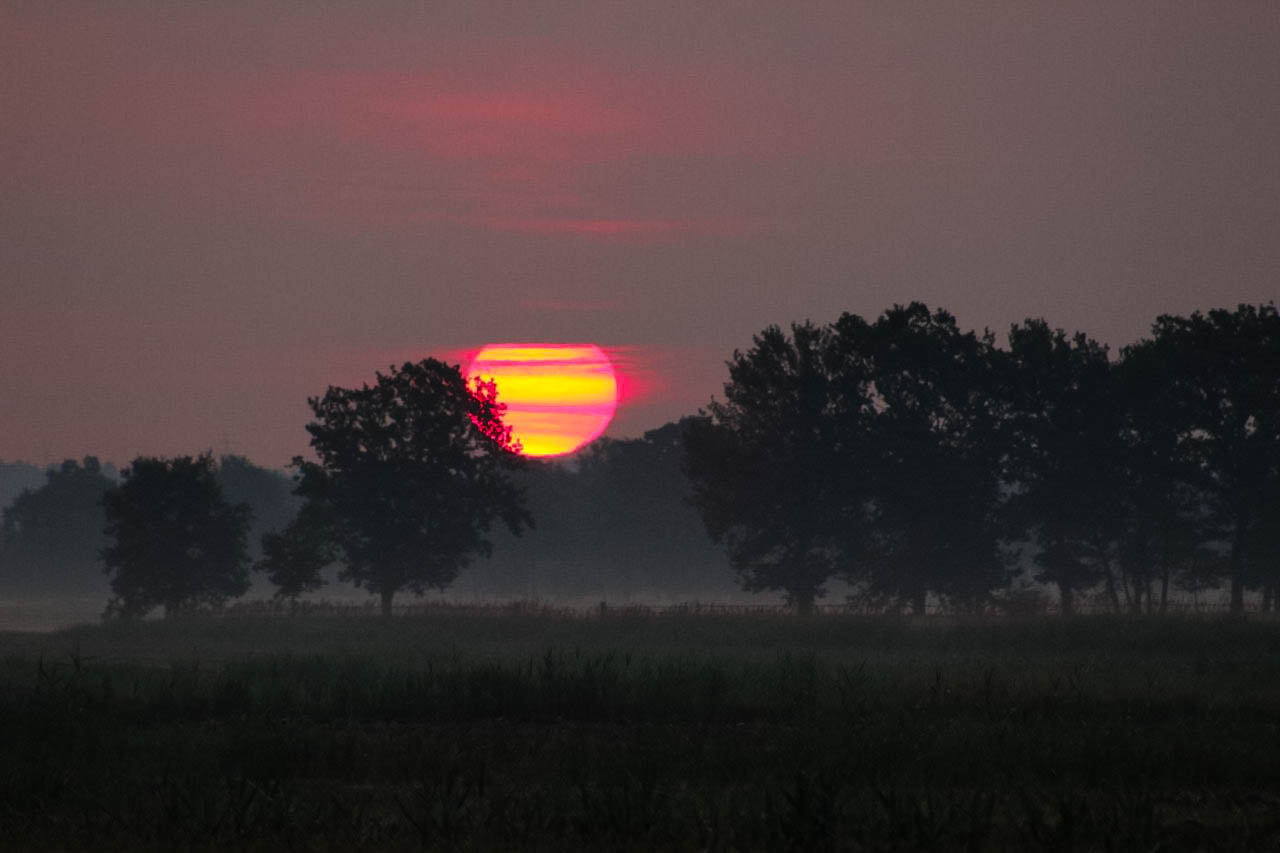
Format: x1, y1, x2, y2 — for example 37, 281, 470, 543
467, 343, 618, 457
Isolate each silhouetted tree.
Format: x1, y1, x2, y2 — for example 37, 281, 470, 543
833, 304, 1009, 612
1114, 341, 1218, 613
295, 359, 531, 616
0, 457, 115, 595
686, 323, 871, 613
101, 454, 252, 618
1002, 321, 1123, 614
1136, 304, 1280, 612
255, 504, 333, 608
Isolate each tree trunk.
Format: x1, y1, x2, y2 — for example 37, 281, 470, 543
793, 590, 815, 616
1059, 583, 1074, 617
1229, 519, 1247, 614
1093, 536, 1122, 613
1102, 561, 1122, 613
1263, 585, 1274, 613
913, 587, 928, 616
380, 589, 395, 618
1160, 566, 1170, 616
1230, 575, 1245, 613
1129, 581, 1143, 615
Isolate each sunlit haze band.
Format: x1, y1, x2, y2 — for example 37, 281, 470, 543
467, 344, 619, 457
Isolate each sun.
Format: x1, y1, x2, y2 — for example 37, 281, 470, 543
467, 343, 619, 457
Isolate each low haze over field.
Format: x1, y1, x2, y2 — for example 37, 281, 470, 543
3, 2, 1279, 465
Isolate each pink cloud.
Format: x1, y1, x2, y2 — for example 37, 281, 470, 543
2, 8, 893, 242
469, 217, 693, 236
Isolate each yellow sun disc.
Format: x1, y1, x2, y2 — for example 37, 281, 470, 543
467, 343, 619, 457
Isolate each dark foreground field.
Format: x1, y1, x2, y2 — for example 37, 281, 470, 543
3, 608, 1280, 850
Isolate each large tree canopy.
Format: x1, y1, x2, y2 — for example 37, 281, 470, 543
1113, 339, 1220, 613
685, 322, 870, 613
1002, 321, 1121, 614
101, 454, 252, 618
687, 304, 1009, 614
296, 358, 531, 615
1135, 304, 1280, 612
836, 304, 1010, 611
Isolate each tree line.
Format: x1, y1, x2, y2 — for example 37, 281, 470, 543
686, 302, 1280, 614
0, 455, 297, 600
0, 437, 733, 611
2, 302, 1277, 617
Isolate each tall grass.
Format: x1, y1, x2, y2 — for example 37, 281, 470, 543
2, 611, 1279, 849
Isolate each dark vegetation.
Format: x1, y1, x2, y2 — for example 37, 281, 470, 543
100, 455, 252, 619
285, 358, 531, 617
0, 455, 292, 601
686, 302, 1280, 615
0, 440, 736, 612
3, 609, 1280, 850
2, 303, 1279, 618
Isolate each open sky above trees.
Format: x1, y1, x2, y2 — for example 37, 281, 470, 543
2, 2, 1279, 467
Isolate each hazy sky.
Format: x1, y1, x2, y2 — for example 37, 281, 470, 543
3, 2, 1278, 467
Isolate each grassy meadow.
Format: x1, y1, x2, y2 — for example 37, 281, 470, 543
3, 606, 1280, 850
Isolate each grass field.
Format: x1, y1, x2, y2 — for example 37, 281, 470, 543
3, 607, 1280, 850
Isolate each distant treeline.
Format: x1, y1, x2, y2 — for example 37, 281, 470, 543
0, 456, 297, 598
683, 302, 1280, 614
463, 421, 738, 602
2, 301, 1277, 616
0, 441, 735, 605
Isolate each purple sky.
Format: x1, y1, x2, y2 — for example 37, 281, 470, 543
3, 2, 1278, 467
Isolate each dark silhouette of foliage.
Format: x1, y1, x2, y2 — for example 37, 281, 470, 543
254, 504, 333, 605
1113, 342, 1220, 612
101, 454, 252, 618
1002, 321, 1123, 614
7, 301, 1276, 616
1134, 304, 1280, 612
834, 304, 1010, 612
0, 457, 115, 595
685, 322, 871, 613
295, 358, 531, 616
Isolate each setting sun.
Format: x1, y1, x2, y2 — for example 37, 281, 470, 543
467, 343, 618, 457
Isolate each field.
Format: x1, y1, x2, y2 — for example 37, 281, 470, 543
3, 606, 1280, 850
